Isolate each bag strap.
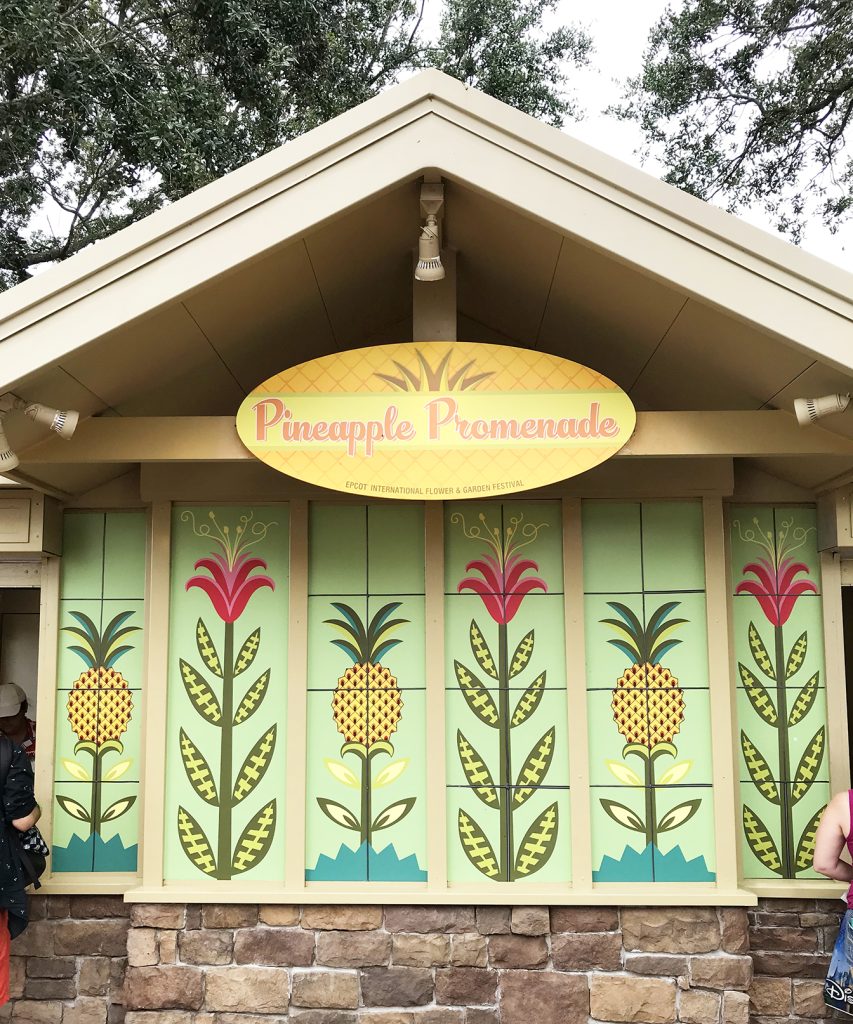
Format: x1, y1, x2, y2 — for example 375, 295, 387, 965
0, 734, 11, 789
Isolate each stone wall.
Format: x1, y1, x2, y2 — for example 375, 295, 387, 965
2, 897, 845, 1023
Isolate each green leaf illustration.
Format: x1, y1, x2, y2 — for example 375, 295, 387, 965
233, 725, 277, 803
179, 659, 222, 725
509, 630, 535, 679
657, 799, 700, 834
742, 804, 783, 875
325, 759, 360, 788
605, 760, 644, 786
457, 731, 498, 806
600, 798, 645, 833
232, 800, 277, 874
233, 669, 271, 725
179, 728, 219, 805
100, 795, 137, 824
195, 619, 222, 677
510, 671, 546, 728
791, 726, 825, 804
458, 808, 500, 878
738, 663, 778, 727
372, 798, 416, 832
785, 631, 807, 680
470, 620, 498, 681
749, 622, 776, 680
317, 798, 361, 831
513, 726, 555, 808
177, 806, 217, 875
454, 660, 499, 727
374, 760, 409, 787
56, 794, 91, 823
740, 731, 780, 804
795, 805, 826, 873
234, 628, 261, 676
789, 671, 820, 727
61, 758, 91, 782
513, 801, 559, 878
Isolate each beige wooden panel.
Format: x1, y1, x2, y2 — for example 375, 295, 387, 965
450, 185, 562, 343
537, 238, 686, 391
632, 299, 814, 411
304, 183, 416, 346
183, 242, 336, 392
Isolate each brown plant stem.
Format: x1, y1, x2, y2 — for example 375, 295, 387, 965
775, 622, 793, 877
216, 621, 234, 880
498, 622, 513, 882
88, 747, 103, 839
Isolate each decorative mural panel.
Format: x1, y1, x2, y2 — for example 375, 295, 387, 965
306, 504, 427, 882
53, 510, 147, 873
164, 506, 289, 881
583, 501, 716, 882
444, 501, 571, 884
729, 505, 828, 879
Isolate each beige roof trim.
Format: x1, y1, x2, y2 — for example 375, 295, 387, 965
2, 69, 853, 389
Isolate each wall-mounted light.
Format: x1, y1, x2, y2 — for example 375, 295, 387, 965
794, 393, 851, 427
414, 182, 445, 283
0, 394, 80, 470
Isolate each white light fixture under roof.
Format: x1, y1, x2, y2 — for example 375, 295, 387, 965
793, 393, 851, 427
0, 420, 19, 472
0, 393, 80, 470
415, 181, 445, 282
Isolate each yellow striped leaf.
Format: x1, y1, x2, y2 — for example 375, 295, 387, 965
196, 619, 222, 677
233, 725, 277, 803
180, 659, 222, 725
795, 805, 826, 873
509, 630, 535, 680
470, 621, 498, 681
785, 631, 808, 680
749, 622, 776, 680
742, 804, 783, 875
513, 801, 559, 878
234, 628, 261, 676
788, 671, 819, 727
740, 732, 780, 804
179, 728, 218, 805
738, 663, 778, 726
177, 806, 217, 876
232, 800, 277, 874
457, 731, 498, 806
510, 671, 546, 728
458, 808, 500, 878
513, 727, 556, 808
791, 726, 825, 804
454, 660, 499, 728
234, 670, 270, 725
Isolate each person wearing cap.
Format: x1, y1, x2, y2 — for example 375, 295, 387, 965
0, 685, 35, 761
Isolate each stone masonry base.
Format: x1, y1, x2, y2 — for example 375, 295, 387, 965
0, 897, 843, 1023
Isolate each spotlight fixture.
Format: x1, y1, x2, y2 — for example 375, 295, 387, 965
0, 394, 80, 470
794, 393, 851, 427
414, 181, 445, 283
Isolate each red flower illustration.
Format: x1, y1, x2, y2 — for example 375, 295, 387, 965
455, 513, 548, 624
735, 556, 816, 626
187, 551, 274, 622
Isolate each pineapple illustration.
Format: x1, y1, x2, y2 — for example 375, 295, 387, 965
59, 611, 140, 838
328, 602, 406, 751
600, 601, 700, 852
318, 601, 416, 850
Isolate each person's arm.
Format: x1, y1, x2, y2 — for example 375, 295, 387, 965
11, 803, 39, 832
814, 791, 853, 881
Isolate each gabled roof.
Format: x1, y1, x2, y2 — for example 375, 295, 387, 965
1, 69, 853, 495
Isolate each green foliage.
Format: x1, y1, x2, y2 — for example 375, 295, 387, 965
620, 0, 853, 239
0, 0, 589, 289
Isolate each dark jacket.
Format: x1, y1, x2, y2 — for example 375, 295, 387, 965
0, 736, 37, 937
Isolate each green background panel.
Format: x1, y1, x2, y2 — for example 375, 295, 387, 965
367, 504, 425, 595
445, 689, 570, 789
728, 506, 776, 591
444, 501, 564, 595
309, 505, 367, 595
775, 507, 821, 591
582, 502, 642, 594
445, 785, 571, 885
164, 505, 289, 882
60, 513, 106, 599
102, 511, 147, 598
640, 502, 706, 592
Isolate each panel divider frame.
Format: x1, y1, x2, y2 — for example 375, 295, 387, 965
284, 499, 308, 890
425, 502, 448, 890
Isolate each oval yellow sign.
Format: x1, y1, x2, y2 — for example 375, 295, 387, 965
236, 342, 636, 499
